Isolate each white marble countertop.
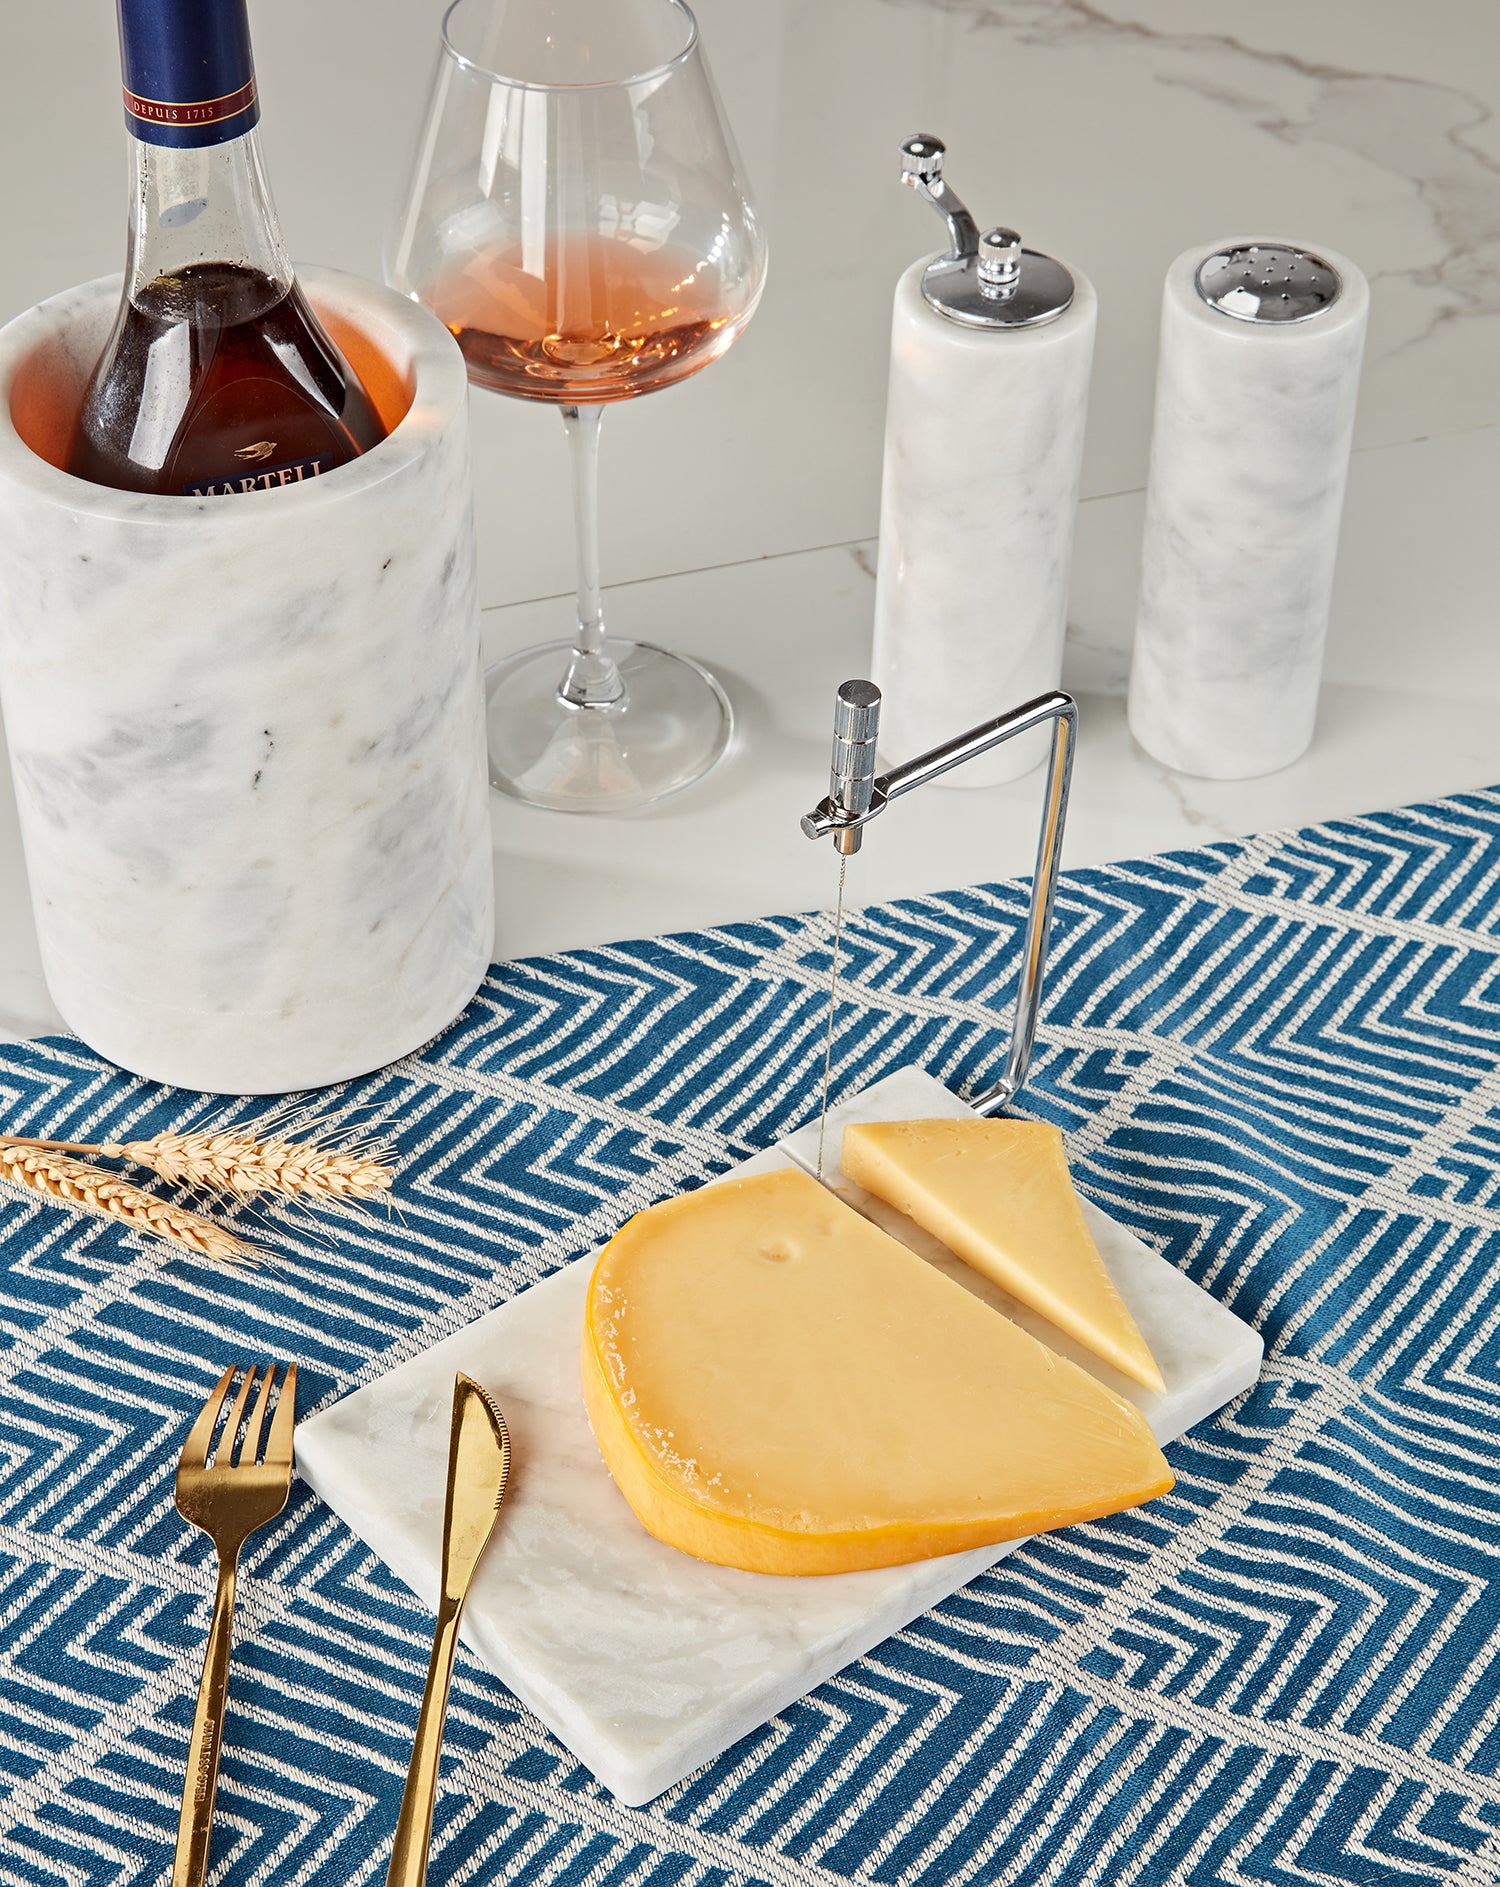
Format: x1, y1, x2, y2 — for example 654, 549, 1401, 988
2, 0, 1498, 1045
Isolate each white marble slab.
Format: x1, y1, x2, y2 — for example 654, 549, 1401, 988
296, 1067, 1261, 1806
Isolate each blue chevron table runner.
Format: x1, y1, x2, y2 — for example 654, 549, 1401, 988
1, 790, 1499, 1886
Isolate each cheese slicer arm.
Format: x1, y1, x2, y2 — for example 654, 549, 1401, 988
799, 685, 1076, 1114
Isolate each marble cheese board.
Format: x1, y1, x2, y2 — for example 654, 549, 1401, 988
295, 1066, 1263, 1805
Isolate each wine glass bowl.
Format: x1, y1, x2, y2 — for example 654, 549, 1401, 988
387, 0, 767, 812
422, 235, 759, 407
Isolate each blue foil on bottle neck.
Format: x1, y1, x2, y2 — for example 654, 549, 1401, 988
116, 0, 260, 148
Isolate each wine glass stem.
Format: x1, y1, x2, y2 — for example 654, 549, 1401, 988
558, 403, 626, 709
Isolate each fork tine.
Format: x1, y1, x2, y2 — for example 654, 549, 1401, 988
264, 1363, 298, 1471
215, 1366, 258, 1468
237, 1365, 276, 1465
178, 1366, 236, 1471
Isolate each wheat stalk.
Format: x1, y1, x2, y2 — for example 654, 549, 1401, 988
0, 1141, 259, 1265
0, 1114, 395, 1208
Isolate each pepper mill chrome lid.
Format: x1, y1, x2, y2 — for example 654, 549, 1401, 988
1195, 242, 1342, 324
899, 133, 1074, 330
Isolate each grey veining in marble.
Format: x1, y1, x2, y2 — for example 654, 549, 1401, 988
1128, 240, 1369, 780
296, 1067, 1262, 1805
0, 268, 491, 1092
872, 258, 1096, 785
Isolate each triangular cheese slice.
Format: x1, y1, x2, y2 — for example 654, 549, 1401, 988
841, 1118, 1166, 1394
582, 1167, 1172, 1575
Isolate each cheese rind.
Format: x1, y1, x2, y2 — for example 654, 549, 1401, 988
582, 1167, 1173, 1576
840, 1118, 1166, 1394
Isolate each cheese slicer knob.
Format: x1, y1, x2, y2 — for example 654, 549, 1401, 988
833, 677, 881, 748
829, 678, 882, 857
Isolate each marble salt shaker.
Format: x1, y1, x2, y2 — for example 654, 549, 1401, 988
872, 135, 1096, 785
1128, 241, 1369, 779
0, 266, 492, 1093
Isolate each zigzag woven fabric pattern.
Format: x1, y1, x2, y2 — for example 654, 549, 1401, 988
2, 791, 1500, 1886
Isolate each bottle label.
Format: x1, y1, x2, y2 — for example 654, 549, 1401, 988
185, 451, 334, 497
116, 0, 260, 148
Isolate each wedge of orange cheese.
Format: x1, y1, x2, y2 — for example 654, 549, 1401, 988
581, 1166, 1173, 1576
841, 1118, 1165, 1394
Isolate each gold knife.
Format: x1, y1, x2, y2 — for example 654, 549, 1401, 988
386, 1372, 511, 1887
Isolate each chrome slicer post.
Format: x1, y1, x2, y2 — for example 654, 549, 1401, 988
826, 679, 882, 856
800, 683, 1077, 1113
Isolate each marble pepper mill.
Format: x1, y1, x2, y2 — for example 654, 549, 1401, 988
872, 134, 1097, 785
1128, 240, 1369, 779
0, 266, 492, 1093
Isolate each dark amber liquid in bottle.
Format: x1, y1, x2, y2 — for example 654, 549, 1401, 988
69, 261, 386, 496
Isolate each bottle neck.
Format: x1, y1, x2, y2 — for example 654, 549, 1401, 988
114, 0, 290, 301
124, 132, 292, 301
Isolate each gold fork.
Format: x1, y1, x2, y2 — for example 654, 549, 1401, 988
172, 1363, 298, 1887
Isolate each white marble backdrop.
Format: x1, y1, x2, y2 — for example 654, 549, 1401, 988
1, 0, 1494, 609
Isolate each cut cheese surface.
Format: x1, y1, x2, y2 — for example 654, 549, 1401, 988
841, 1118, 1166, 1394
582, 1166, 1173, 1575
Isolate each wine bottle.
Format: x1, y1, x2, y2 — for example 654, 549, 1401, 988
69, 0, 386, 497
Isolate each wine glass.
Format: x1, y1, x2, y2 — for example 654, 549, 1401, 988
387, 0, 767, 813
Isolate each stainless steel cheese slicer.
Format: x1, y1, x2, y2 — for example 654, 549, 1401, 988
800, 682, 1076, 1130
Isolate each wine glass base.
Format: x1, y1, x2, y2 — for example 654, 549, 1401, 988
485, 638, 733, 813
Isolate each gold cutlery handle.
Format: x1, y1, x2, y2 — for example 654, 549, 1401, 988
386, 1602, 462, 1887
172, 1553, 237, 1887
